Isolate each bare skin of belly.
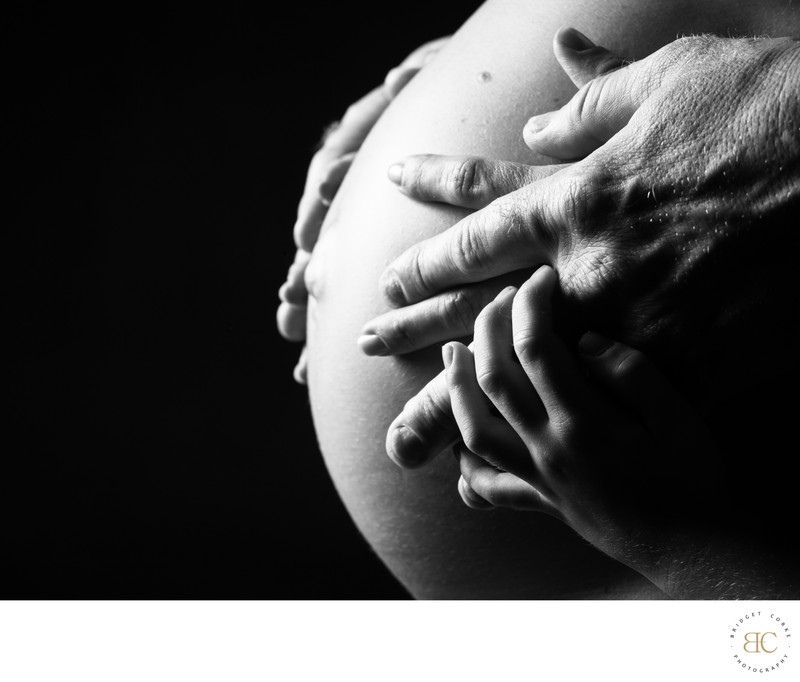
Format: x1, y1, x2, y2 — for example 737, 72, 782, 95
304, 0, 800, 599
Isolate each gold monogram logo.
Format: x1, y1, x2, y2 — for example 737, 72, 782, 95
730, 612, 792, 673
743, 632, 778, 654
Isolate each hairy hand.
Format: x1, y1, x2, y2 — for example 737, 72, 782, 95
377, 32, 800, 466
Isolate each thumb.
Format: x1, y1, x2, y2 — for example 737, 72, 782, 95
552, 27, 625, 89
523, 50, 658, 159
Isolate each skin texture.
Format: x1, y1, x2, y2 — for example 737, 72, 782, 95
294, 0, 800, 599
443, 267, 799, 598
370, 32, 800, 472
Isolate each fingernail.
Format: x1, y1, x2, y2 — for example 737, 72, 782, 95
386, 424, 427, 468
494, 285, 516, 319
387, 163, 404, 185
578, 331, 614, 356
525, 111, 556, 136
556, 27, 595, 52
380, 270, 407, 306
494, 285, 517, 301
357, 334, 390, 356
442, 343, 454, 368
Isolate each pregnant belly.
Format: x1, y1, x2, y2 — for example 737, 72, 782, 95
303, 0, 791, 598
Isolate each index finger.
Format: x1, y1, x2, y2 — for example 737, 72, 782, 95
380, 179, 562, 307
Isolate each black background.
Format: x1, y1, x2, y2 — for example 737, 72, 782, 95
7, 1, 481, 598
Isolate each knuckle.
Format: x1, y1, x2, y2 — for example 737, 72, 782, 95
473, 338, 514, 397
451, 220, 492, 277
494, 199, 529, 241
560, 178, 585, 228
437, 289, 479, 336
411, 385, 454, 433
379, 314, 417, 354
493, 195, 554, 256
407, 247, 433, 298
554, 167, 622, 275
549, 394, 574, 425
666, 34, 705, 59
557, 242, 623, 298
475, 363, 506, 397
446, 157, 483, 201
536, 446, 569, 483
558, 171, 596, 227
512, 328, 544, 365
461, 428, 492, 458
553, 413, 586, 449
646, 35, 714, 88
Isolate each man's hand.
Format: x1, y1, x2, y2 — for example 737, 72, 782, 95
376, 31, 800, 467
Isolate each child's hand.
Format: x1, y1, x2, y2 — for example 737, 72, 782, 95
442, 264, 722, 579
454, 444, 561, 516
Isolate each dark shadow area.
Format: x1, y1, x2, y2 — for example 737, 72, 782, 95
6, 0, 479, 598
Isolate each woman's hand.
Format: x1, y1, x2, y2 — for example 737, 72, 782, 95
277, 36, 449, 383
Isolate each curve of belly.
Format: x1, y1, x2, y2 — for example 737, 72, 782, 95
304, 0, 796, 598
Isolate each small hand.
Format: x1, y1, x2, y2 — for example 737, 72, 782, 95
444, 265, 721, 578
